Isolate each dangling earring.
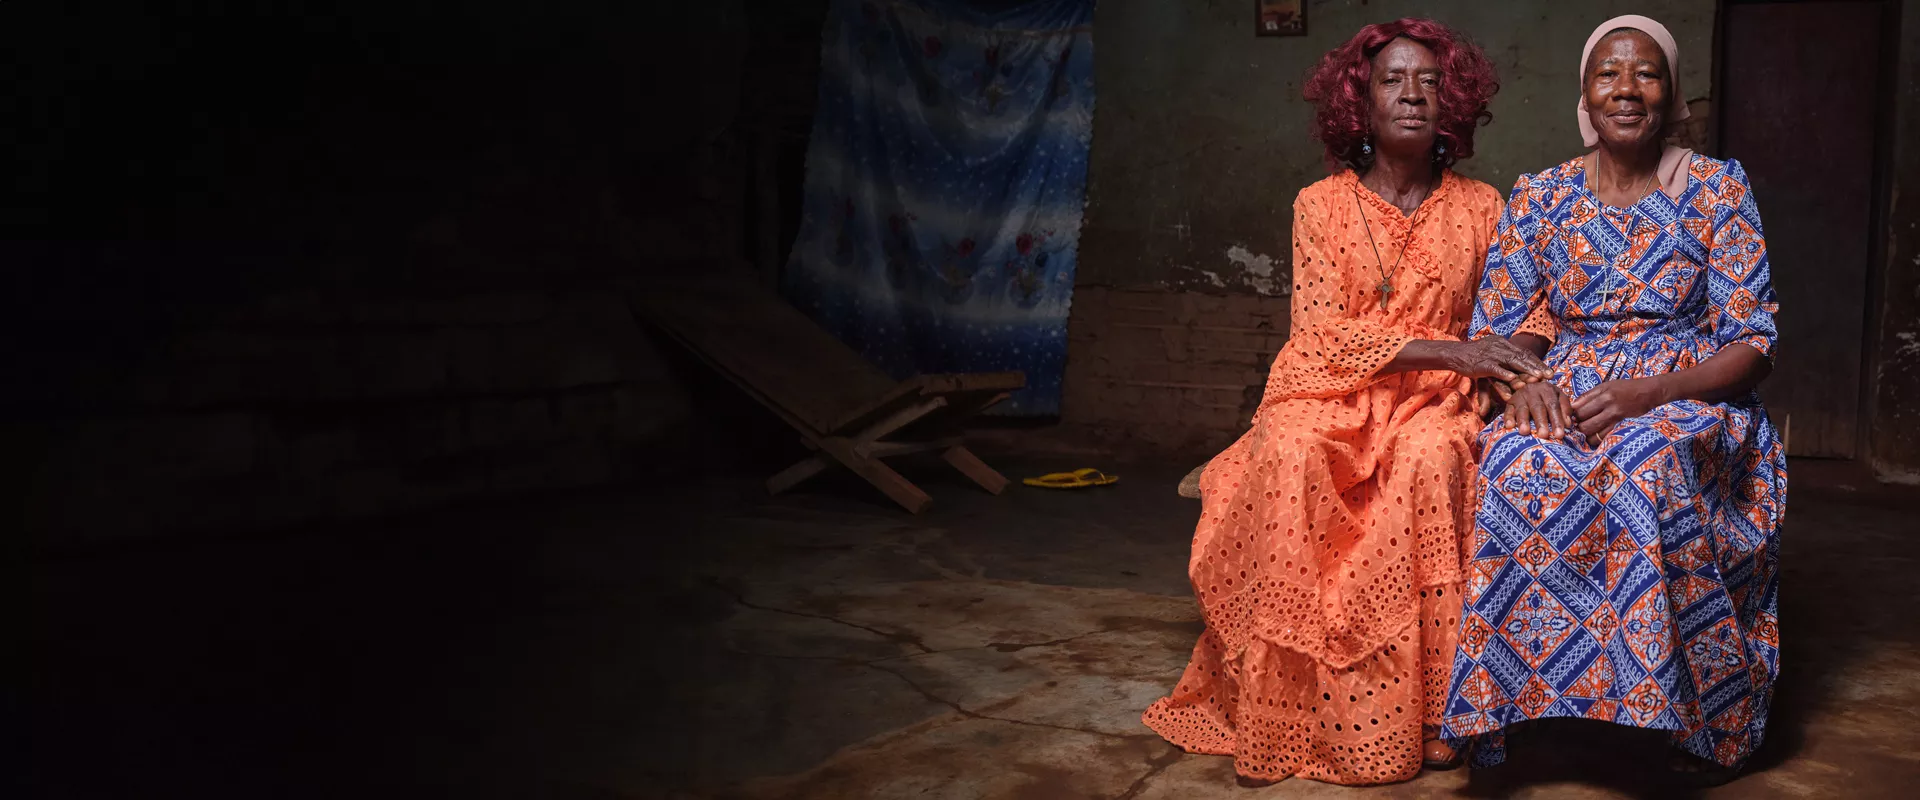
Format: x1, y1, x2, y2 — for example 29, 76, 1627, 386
1361, 139, 1373, 156
1435, 141, 1447, 162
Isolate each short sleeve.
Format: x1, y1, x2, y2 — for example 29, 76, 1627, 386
1513, 298, 1557, 344
1470, 175, 1550, 341
1705, 159, 1780, 360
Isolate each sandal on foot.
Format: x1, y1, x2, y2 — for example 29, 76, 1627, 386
1423, 738, 1467, 771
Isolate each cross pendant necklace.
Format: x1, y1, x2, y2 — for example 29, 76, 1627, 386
1601, 268, 1632, 311
1353, 183, 1428, 311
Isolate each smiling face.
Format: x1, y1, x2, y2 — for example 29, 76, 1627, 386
1583, 29, 1671, 151
1367, 37, 1441, 159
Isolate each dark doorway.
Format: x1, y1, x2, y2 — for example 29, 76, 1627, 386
1718, 0, 1887, 458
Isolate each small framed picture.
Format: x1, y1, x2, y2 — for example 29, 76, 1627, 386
1255, 0, 1306, 37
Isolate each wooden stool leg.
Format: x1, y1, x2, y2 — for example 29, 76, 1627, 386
767, 454, 829, 495
819, 437, 933, 514
942, 445, 1009, 495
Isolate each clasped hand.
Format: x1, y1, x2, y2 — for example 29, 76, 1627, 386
1446, 338, 1552, 421
1489, 376, 1670, 446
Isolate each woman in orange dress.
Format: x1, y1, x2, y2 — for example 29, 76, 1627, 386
1141, 19, 1552, 785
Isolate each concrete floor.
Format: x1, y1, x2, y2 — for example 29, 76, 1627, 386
27, 456, 1920, 799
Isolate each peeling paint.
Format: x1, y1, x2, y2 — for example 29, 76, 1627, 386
1872, 458, 1920, 486
1225, 245, 1289, 296
1896, 331, 1920, 359
1154, 248, 1293, 296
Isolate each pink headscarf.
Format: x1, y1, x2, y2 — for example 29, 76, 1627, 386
1577, 15, 1692, 201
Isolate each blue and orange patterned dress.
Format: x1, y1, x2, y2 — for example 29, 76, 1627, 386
1439, 154, 1786, 769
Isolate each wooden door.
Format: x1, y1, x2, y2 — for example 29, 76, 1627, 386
1719, 0, 1884, 458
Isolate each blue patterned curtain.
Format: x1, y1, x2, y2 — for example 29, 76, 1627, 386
781, 0, 1095, 415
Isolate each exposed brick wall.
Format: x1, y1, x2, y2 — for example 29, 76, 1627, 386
1059, 286, 1288, 457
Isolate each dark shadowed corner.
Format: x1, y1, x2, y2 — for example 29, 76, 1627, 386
20, 0, 1920, 799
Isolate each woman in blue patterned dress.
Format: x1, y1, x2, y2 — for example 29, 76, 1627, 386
1438, 15, 1785, 784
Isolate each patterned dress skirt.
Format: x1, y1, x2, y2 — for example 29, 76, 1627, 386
1442, 395, 1785, 767
1441, 155, 1787, 768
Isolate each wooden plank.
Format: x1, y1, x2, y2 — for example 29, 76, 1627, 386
1720, 2, 1880, 457
899, 390, 1013, 438
829, 372, 1024, 435
850, 397, 947, 445
767, 454, 830, 495
632, 271, 896, 433
863, 437, 962, 457
915, 371, 1027, 395
943, 446, 1010, 495
635, 304, 823, 436
827, 376, 933, 436
637, 301, 859, 432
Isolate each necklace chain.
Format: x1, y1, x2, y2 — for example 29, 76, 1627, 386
1352, 178, 1432, 311
1595, 151, 1659, 205
1593, 153, 1657, 309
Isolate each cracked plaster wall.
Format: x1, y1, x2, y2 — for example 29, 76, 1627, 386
1063, 0, 1717, 445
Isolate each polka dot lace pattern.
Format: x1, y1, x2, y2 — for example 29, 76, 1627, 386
1142, 171, 1504, 786
1142, 590, 1466, 785
1514, 293, 1558, 343
1261, 171, 1490, 406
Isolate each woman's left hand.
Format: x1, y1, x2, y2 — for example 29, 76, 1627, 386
1569, 378, 1671, 445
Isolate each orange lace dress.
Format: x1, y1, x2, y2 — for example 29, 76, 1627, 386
1141, 169, 1512, 785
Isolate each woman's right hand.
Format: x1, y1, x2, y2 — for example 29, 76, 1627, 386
1503, 380, 1574, 439
1447, 338, 1555, 384
1473, 376, 1526, 420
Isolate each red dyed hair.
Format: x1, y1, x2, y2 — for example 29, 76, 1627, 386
1303, 18, 1499, 171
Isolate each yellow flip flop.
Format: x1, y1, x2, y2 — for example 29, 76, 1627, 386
1021, 467, 1119, 489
